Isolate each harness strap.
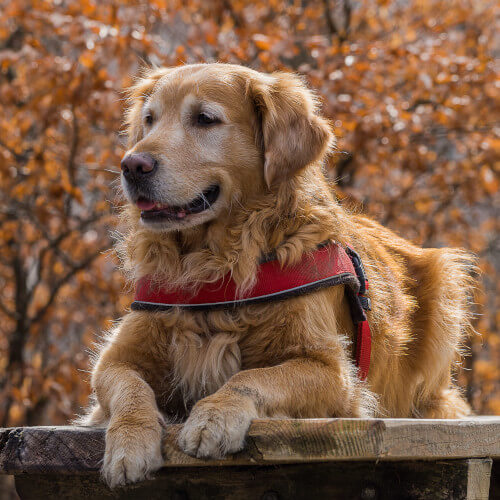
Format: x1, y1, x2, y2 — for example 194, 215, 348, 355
132, 241, 372, 380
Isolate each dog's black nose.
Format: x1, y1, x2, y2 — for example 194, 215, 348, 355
121, 153, 157, 179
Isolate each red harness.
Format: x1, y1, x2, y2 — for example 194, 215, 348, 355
132, 242, 372, 380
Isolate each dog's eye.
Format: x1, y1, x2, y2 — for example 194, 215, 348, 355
196, 112, 220, 126
144, 113, 154, 126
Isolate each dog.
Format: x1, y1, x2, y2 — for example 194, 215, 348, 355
81, 63, 475, 488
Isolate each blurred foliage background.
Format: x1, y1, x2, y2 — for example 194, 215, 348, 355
0, 0, 498, 429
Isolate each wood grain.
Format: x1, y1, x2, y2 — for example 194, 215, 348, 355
0, 417, 499, 474
13, 459, 493, 500
247, 417, 500, 464
466, 458, 492, 500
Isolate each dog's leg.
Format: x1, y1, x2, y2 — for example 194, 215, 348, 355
178, 356, 375, 459
93, 363, 165, 488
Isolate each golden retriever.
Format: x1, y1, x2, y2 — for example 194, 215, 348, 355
82, 63, 475, 487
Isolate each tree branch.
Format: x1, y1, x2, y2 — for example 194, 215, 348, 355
323, 0, 351, 42
28, 247, 109, 327
26, 213, 109, 302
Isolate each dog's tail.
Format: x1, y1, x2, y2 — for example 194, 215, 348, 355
433, 247, 479, 351
409, 246, 478, 417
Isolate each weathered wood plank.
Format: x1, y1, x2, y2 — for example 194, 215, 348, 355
247, 418, 500, 464
467, 458, 492, 500
13, 459, 493, 500
1, 418, 499, 474
0, 426, 103, 474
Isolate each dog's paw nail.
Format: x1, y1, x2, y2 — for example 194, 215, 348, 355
103, 448, 164, 488
102, 424, 164, 488
178, 405, 250, 459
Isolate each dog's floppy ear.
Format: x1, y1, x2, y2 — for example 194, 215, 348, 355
249, 72, 334, 188
124, 69, 168, 147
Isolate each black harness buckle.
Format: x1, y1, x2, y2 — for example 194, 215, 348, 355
345, 246, 371, 311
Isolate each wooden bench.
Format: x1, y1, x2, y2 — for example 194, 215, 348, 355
1, 418, 499, 499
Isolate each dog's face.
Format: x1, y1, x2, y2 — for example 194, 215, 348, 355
122, 64, 333, 232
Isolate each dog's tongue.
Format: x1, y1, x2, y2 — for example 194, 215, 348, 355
136, 199, 156, 211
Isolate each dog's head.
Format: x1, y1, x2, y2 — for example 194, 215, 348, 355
121, 64, 333, 232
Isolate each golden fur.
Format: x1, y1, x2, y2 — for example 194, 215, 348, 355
81, 64, 475, 487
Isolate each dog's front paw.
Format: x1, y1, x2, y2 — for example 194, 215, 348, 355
102, 419, 164, 488
178, 396, 255, 459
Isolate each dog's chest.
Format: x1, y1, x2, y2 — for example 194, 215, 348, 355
168, 329, 242, 404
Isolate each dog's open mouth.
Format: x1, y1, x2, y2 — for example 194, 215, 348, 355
137, 185, 220, 221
